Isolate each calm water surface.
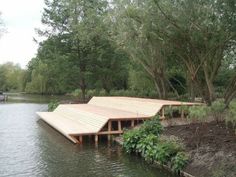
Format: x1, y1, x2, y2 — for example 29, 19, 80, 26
0, 94, 177, 177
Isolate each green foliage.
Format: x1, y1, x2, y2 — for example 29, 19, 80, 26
226, 101, 236, 131
25, 60, 48, 94
154, 136, 185, 165
0, 62, 25, 92
123, 129, 143, 153
171, 152, 189, 173
164, 106, 182, 118
210, 99, 226, 122
188, 105, 209, 122
128, 67, 157, 97
23, 0, 129, 97
122, 116, 188, 172
16, 0, 235, 106
136, 134, 159, 159
71, 89, 83, 97
48, 100, 59, 112
140, 115, 163, 136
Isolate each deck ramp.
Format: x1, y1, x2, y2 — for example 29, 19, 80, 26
37, 96, 199, 143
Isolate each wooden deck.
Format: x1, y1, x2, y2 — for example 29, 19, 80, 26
37, 96, 199, 143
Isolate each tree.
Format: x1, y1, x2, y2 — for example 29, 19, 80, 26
111, 0, 173, 99
153, 0, 236, 104
0, 62, 24, 92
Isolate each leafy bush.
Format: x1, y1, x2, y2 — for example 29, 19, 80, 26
48, 100, 59, 111
171, 152, 189, 173
71, 89, 82, 97
123, 116, 189, 172
165, 106, 183, 118
136, 134, 158, 160
188, 105, 209, 122
86, 89, 99, 98
154, 137, 184, 165
123, 129, 143, 153
140, 115, 163, 136
165, 106, 174, 118
98, 89, 107, 96
226, 101, 236, 132
210, 99, 225, 122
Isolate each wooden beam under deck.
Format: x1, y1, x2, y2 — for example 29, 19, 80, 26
98, 130, 123, 135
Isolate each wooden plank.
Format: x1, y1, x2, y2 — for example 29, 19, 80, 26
95, 135, 98, 143
118, 121, 122, 131
37, 97, 201, 143
98, 130, 123, 135
79, 136, 83, 143
108, 121, 111, 141
131, 120, 135, 127
161, 107, 165, 119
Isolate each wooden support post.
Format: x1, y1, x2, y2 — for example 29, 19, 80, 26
118, 121, 122, 132
95, 135, 98, 144
181, 109, 184, 119
161, 107, 165, 119
131, 120, 135, 127
108, 121, 112, 141
79, 136, 83, 143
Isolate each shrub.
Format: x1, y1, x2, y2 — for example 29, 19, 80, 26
140, 115, 163, 136
123, 129, 143, 153
86, 89, 99, 98
180, 104, 190, 117
98, 89, 107, 96
48, 100, 59, 111
71, 89, 82, 97
122, 115, 189, 172
210, 99, 225, 122
226, 101, 236, 132
165, 106, 183, 118
188, 105, 209, 122
154, 138, 184, 165
171, 152, 189, 173
136, 134, 159, 160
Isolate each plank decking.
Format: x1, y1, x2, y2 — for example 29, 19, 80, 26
37, 96, 199, 143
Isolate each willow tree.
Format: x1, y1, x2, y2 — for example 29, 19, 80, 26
154, 0, 236, 104
224, 42, 236, 107
111, 0, 176, 99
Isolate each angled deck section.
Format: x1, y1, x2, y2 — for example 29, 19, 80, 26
37, 96, 199, 143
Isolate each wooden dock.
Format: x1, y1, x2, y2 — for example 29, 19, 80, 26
37, 97, 199, 143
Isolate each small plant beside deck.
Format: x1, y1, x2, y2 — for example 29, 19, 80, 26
123, 115, 189, 174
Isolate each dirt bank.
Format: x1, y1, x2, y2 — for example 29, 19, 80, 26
163, 121, 236, 177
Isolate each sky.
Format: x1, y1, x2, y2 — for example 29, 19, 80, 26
0, 0, 45, 68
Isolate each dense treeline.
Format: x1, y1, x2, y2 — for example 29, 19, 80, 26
10, 0, 236, 104
0, 62, 25, 92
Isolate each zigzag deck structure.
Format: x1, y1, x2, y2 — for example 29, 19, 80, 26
37, 96, 199, 143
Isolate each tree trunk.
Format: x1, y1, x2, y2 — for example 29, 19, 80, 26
160, 77, 167, 99
224, 74, 236, 107
154, 78, 162, 99
153, 75, 167, 99
80, 72, 86, 102
203, 65, 216, 105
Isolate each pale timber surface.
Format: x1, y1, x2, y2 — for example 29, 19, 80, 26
37, 96, 199, 143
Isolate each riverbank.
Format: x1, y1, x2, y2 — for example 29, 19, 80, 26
163, 121, 236, 177
115, 120, 236, 177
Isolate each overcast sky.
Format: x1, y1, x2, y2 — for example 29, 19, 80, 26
0, 0, 45, 68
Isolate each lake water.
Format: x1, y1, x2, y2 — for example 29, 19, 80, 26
0, 94, 177, 177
